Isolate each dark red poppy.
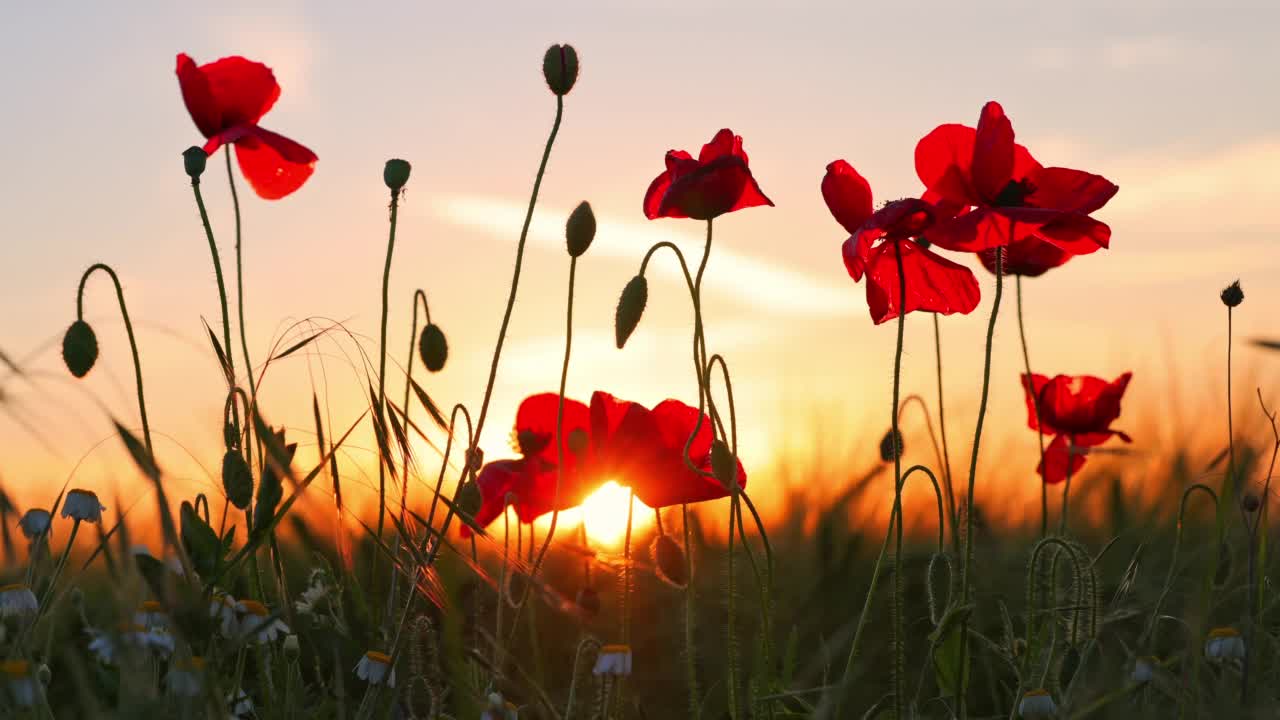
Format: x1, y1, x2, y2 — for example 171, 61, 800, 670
176, 53, 317, 200
466, 394, 598, 534
822, 160, 980, 325
643, 129, 773, 220
589, 391, 745, 508
1021, 372, 1133, 483
915, 101, 1117, 253
977, 238, 1072, 277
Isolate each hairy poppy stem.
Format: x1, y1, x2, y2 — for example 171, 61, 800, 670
375, 185, 403, 564
933, 314, 959, 553
889, 239, 908, 720
958, 247, 1005, 718
1015, 276, 1049, 537
401, 290, 431, 520
682, 502, 701, 720
1060, 437, 1075, 535
189, 175, 240, 438
77, 263, 153, 455
1226, 304, 1236, 508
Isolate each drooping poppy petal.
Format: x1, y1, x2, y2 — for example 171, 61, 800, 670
175, 54, 222, 139
698, 128, 747, 164
1035, 214, 1112, 254
1027, 167, 1119, 215
979, 238, 1072, 277
632, 399, 745, 509
841, 233, 875, 281
1038, 433, 1088, 485
925, 207, 1049, 252
468, 459, 528, 534
644, 131, 772, 220
233, 126, 318, 200
972, 101, 1016, 204
863, 239, 981, 324
1021, 373, 1062, 435
822, 160, 874, 236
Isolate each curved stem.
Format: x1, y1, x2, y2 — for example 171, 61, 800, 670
189, 175, 238, 431
932, 314, 960, 553
470, 94, 564, 458
1145, 483, 1219, 648
890, 239, 908, 720
1015, 276, 1049, 537
401, 290, 431, 518
958, 247, 1005, 718
77, 263, 153, 454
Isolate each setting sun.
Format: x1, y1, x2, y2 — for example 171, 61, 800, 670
535, 480, 655, 547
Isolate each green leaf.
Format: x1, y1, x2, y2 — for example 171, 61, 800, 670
180, 501, 222, 578
931, 617, 972, 698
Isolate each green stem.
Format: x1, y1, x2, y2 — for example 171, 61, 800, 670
189, 175, 238, 430
958, 247, 1005, 718
376, 186, 402, 550
682, 503, 701, 720
531, 257, 577, 576
77, 263, 152, 454
1015, 276, 1049, 537
1060, 436, 1075, 535
726, 492, 740, 720
890, 239, 907, 720
932, 314, 959, 553
225, 149, 257, 408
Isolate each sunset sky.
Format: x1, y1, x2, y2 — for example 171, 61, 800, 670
2, 2, 1278, 537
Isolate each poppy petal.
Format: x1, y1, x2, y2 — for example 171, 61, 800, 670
643, 170, 675, 219
175, 54, 222, 139
972, 101, 1016, 204
1028, 167, 1118, 215
1038, 433, 1088, 484
195, 55, 281, 128
234, 126, 317, 200
979, 238, 1072, 277
1036, 214, 1112, 254
698, 129, 746, 164
465, 459, 525, 535
863, 240, 981, 324
822, 160, 874, 235
515, 394, 591, 470
657, 156, 772, 220
925, 208, 1047, 252
1021, 373, 1063, 435
841, 231, 877, 281
915, 123, 980, 208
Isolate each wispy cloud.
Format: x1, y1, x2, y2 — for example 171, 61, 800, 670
1102, 34, 1180, 69
431, 194, 860, 317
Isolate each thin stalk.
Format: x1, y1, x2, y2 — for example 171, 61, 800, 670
225, 149, 257, 412
530, 257, 577, 576
77, 263, 153, 454
189, 173, 238, 432
375, 186, 403, 551
1015, 276, 1049, 537
726, 492, 740, 720
890, 238, 908, 720
957, 247, 1006, 718
1060, 437, 1075, 535
682, 503, 701, 720
933, 314, 959, 553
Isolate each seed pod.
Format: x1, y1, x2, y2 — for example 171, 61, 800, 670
465, 447, 484, 473
418, 323, 448, 372
383, 158, 411, 191
62, 320, 99, 378
710, 440, 737, 489
183, 146, 208, 179
879, 428, 904, 462
651, 534, 688, 588
565, 201, 596, 257
614, 275, 648, 349
541, 44, 579, 96
1220, 280, 1244, 308
457, 481, 483, 518
222, 450, 254, 510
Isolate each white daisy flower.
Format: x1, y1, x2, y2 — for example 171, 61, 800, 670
0, 583, 38, 619
481, 691, 519, 720
1204, 626, 1245, 662
61, 488, 105, 523
18, 509, 51, 540
236, 599, 289, 644
354, 650, 395, 687
227, 688, 254, 718
1, 659, 39, 707
134, 600, 168, 629
209, 592, 238, 637
87, 624, 173, 664
166, 656, 205, 697
592, 644, 633, 677
1131, 655, 1157, 684
294, 581, 330, 616
1017, 688, 1057, 719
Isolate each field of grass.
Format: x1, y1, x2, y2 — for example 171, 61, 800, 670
3, 41, 1280, 720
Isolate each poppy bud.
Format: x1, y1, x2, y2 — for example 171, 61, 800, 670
384, 158, 411, 192
1243, 493, 1261, 513
465, 447, 484, 473
223, 422, 238, 450
567, 428, 589, 457
1220, 280, 1244, 308
418, 323, 448, 372
183, 146, 208, 180
651, 534, 688, 588
457, 481, 482, 518
615, 275, 648, 349
541, 44, 579, 96
879, 428, 904, 462
575, 587, 600, 618
62, 320, 99, 378
565, 201, 596, 257
222, 450, 254, 510
710, 440, 737, 489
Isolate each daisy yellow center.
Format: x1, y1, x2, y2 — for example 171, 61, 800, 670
118, 622, 147, 633
1024, 688, 1050, 697
0, 660, 30, 677
0, 583, 30, 593
1208, 627, 1240, 639
599, 644, 631, 654
239, 600, 269, 616
140, 600, 163, 612
176, 656, 206, 671
365, 651, 391, 664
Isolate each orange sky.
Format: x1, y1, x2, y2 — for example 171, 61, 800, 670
2, 3, 1279, 538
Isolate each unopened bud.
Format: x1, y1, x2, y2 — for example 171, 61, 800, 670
651, 534, 688, 588
222, 450, 254, 511
465, 447, 484, 473
418, 323, 448, 372
1243, 493, 1261, 513
383, 158, 411, 192
183, 146, 208, 180
1220, 280, 1244, 308
879, 428, 904, 462
62, 320, 99, 378
565, 201, 596, 257
541, 44, 579, 96
457, 481, 483, 518
614, 275, 648, 349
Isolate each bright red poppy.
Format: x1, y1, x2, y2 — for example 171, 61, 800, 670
176, 53, 317, 200
915, 101, 1117, 253
643, 129, 773, 220
977, 238, 1072, 278
822, 160, 981, 325
1021, 372, 1133, 484
589, 391, 745, 508
467, 394, 597, 534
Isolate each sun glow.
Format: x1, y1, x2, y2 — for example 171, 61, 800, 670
535, 480, 654, 547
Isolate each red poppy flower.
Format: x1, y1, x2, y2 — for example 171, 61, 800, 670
822, 160, 980, 325
915, 101, 1117, 253
589, 391, 745, 508
977, 238, 1072, 278
466, 394, 598, 534
643, 129, 773, 220
1021, 372, 1133, 483
176, 53, 317, 200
